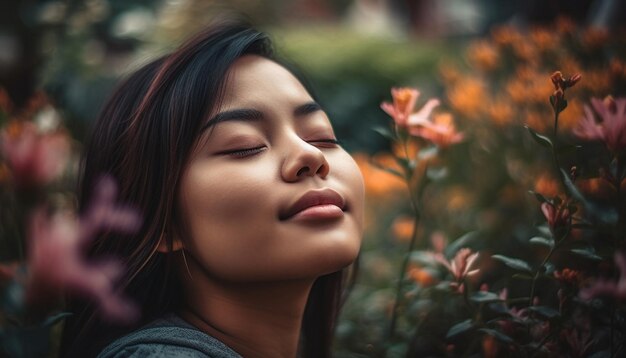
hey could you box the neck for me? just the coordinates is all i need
[178,272,314,358]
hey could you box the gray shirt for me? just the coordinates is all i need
[97,314,242,358]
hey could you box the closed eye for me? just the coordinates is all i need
[309,138,341,147]
[219,146,267,158]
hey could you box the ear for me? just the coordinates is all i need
[156,232,184,253]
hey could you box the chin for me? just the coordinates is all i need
[309,233,361,277]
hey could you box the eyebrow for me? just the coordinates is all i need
[202,101,323,131]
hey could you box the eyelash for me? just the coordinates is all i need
[222,139,341,158]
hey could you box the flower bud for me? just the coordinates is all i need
[551,71,564,90]
[567,73,582,87]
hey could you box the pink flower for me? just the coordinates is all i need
[579,252,626,301]
[380,87,464,148]
[26,176,141,322]
[573,96,626,154]
[408,113,465,148]
[541,201,570,231]
[433,248,480,282]
[380,87,421,127]
[0,120,70,187]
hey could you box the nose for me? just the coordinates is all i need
[281,137,330,182]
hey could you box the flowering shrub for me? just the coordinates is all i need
[0,90,140,357]
[335,20,626,357]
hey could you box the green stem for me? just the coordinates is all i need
[388,136,423,343]
[528,229,567,307]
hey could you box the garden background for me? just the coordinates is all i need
[1,0,626,357]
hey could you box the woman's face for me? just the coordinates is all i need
[176,55,364,281]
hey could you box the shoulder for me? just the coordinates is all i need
[97,314,241,358]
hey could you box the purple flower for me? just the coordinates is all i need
[26,176,141,322]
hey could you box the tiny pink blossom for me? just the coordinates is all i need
[579,252,626,301]
[26,176,141,322]
[573,96,626,154]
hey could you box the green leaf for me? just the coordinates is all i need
[446,319,474,339]
[512,273,534,280]
[42,312,73,327]
[556,144,581,155]
[410,251,437,266]
[536,225,552,238]
[470,291,502,304]
[571,248,602,261]
[478,328,514,343]
[372,126,395,140]
[444,231,480,258]
[492,255,532,272]
[529,237,554,248]
[528,306,560,319]
[393,156,413,172]
[525,126,553,148]
[549,96,568,114]
[380,167,404,178]
[418,146,438,160]
[426,167,448,181]
[560,168,585,203]
[528,190,548,203]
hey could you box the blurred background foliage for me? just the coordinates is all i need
[1,0,626,357]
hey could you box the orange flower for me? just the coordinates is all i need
[448,77,486,118]
[581,27,610,50]
[391,216,415,242]
[408,265,436,287]
[482,334,498,358]
[534,174,561,198]
[554,268,583,286]
[577,177,614,199]
[380,87,419,127]
[487,99,514,126]
[512,41,537,62]
[555,17,576,35]
[559,100,584,131]
[530,27,554,51]
[491,25,522,47]
[467,40,499,71]
[439,62,462,84]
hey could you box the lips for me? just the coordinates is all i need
[280,188,346,221]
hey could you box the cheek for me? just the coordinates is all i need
[333,151,366,232]
[178,161,279,278]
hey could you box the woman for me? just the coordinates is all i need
[60,20,364,358]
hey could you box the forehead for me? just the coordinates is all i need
[220,55,313,108]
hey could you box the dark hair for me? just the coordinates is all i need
[60,21,351,358]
